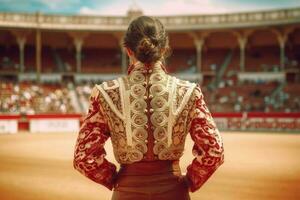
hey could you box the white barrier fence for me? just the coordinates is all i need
[213,114,300,132]
[30,119,80,133]
[0,113,299,134]
[0,120,18,134]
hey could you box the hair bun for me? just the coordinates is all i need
[124,16,170,64]
[136,37,160,64]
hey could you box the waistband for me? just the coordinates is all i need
[119,160,181,176]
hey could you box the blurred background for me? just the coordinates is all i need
[0,0,300,199]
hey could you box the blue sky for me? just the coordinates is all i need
[0,0,300,16]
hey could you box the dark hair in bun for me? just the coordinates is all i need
[124,16,170,64]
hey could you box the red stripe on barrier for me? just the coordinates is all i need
[247,112,300,118]
[0,115,21,119]
[26,114,82,119]
[212,113,243,118]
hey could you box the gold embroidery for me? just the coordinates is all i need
[96,61,197,163]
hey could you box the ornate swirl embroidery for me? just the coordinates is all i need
[96,61,209,167]
[134,142,148,154]
[149,83,166,96]
[131,99,147,114]
[153,127,167,141]
[118,151,129,163]
[150,112,168,127]
[150,96,167,111]
[129,150,144,162]
[132,127,148,141]
[158,148,184,160]
[150,74,170,156]
[123,70,149,162]
[185,85,224,192]
[132,113,148,127]
[130,84,146,98]
[73,89,117,190]
[153,141,167,155]
[130,71,145,83]
[150,73,165,83]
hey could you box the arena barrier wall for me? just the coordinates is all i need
[0,113,299,134]
[27,114,81,133]
[213,112,300,132]
[0,115,20,134]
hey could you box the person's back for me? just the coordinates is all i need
[73,16,224,200]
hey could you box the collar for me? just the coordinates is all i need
[127,60,167,75]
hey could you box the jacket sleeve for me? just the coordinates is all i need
[185,84,224,192]
[73,86,117,190]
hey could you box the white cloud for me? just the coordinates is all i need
[79,7,98,15]
[39,0,81,10]
[78,0,300,16]
[39,0,65,9]
[78,0,231,16]
[79,3,129,16]
[144,0,230,15]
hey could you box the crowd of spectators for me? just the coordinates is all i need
[202,79,300,113]
[1,78,299,114]
[0,81,75,114]
[75,82,94,113]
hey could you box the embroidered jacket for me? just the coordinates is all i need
[73,61,224,192]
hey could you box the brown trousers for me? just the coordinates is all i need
[112,160,190,200]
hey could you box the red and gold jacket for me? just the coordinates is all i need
[73,61,224,192]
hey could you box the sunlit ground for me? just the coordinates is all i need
[0,131,299,200]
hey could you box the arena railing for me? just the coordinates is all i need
[0,7,299,30]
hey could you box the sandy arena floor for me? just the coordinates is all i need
[0,132,299,200]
